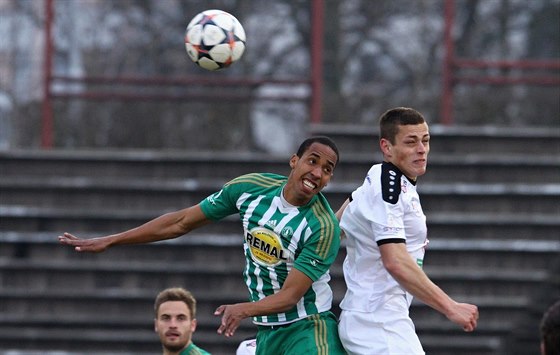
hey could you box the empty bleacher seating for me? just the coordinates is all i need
[0,123,559,354]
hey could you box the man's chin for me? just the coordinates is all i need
[163,342,186,352]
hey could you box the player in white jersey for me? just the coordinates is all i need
[59,136,346,355]
[336,107,479,355]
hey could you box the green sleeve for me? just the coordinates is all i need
[199,180,240,221]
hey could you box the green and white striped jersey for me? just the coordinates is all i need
[200,173,340,325]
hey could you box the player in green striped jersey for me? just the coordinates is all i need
[154,287,211,355]
[59,136,346,354]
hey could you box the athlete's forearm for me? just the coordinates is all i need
[382,244,455,316]
[391,260,455,315]
[110,205,211,246]
[60,206,210,253]
[108,210,190,246]
[247,290,301,317]
[239,269,311,317]
[383,246,478,330]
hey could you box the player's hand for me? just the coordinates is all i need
[448,302,479,332]
[214,303,247,337]
[58,232,111,253]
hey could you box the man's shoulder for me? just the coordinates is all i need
[181,342,212,355]
[225,172,286,188]
[313,192,337,216]
[380,162,403,204]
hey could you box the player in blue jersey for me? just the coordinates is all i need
[336,107,479,355]
[59,136,346,355]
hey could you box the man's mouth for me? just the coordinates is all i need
[303,179,317,190]
[165,331,180,337]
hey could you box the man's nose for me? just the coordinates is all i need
[311,165,323,178]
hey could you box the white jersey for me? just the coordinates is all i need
[339,162,429,312]
[236,338,257,355]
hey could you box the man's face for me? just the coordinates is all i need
[382,122,430,180]
[285,142,337,205]
[155,301,196,352]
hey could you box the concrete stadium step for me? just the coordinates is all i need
[0,288,256,326]
[0,259,249,295]
[0,325,500,355]
[0,290,524,355]
[2,205,557,240]
[310,123,560,156]
[0,326,500,355]
[0,232,247,264]
[0,326,247,354]
[425,212,560,241]
[0,352,155,355]
[0,288,252,355]
[1,233,555,355]
[1,176,558,215]
[2,233,554,295]
[0,313,505,355]
[2,149,559,184]
[423,239,560,270]
[419,334,501,355]
[2,234,555,313]
[1,123,558,355]
[4,232,558,274]
[0,205,242,233]
[410,295,531,332]
[0,259,548,303]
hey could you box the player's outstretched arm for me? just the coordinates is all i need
[58,205,210,253]
[380,242,479,332]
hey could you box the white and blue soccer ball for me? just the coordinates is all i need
[184,9,246,71]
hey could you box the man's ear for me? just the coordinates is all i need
[289,154,298,168]
[380,139,392,156]
[154,319,158,332]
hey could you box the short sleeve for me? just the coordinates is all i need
[199,181,239,220]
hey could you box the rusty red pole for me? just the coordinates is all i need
[440,0,455,125]
[310,0,324,124]
[41,0,54,148]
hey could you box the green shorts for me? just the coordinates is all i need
[255,311,346,355]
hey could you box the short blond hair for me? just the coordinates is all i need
[154,287,197,319]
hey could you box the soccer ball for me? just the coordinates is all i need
[184,9,246,71]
